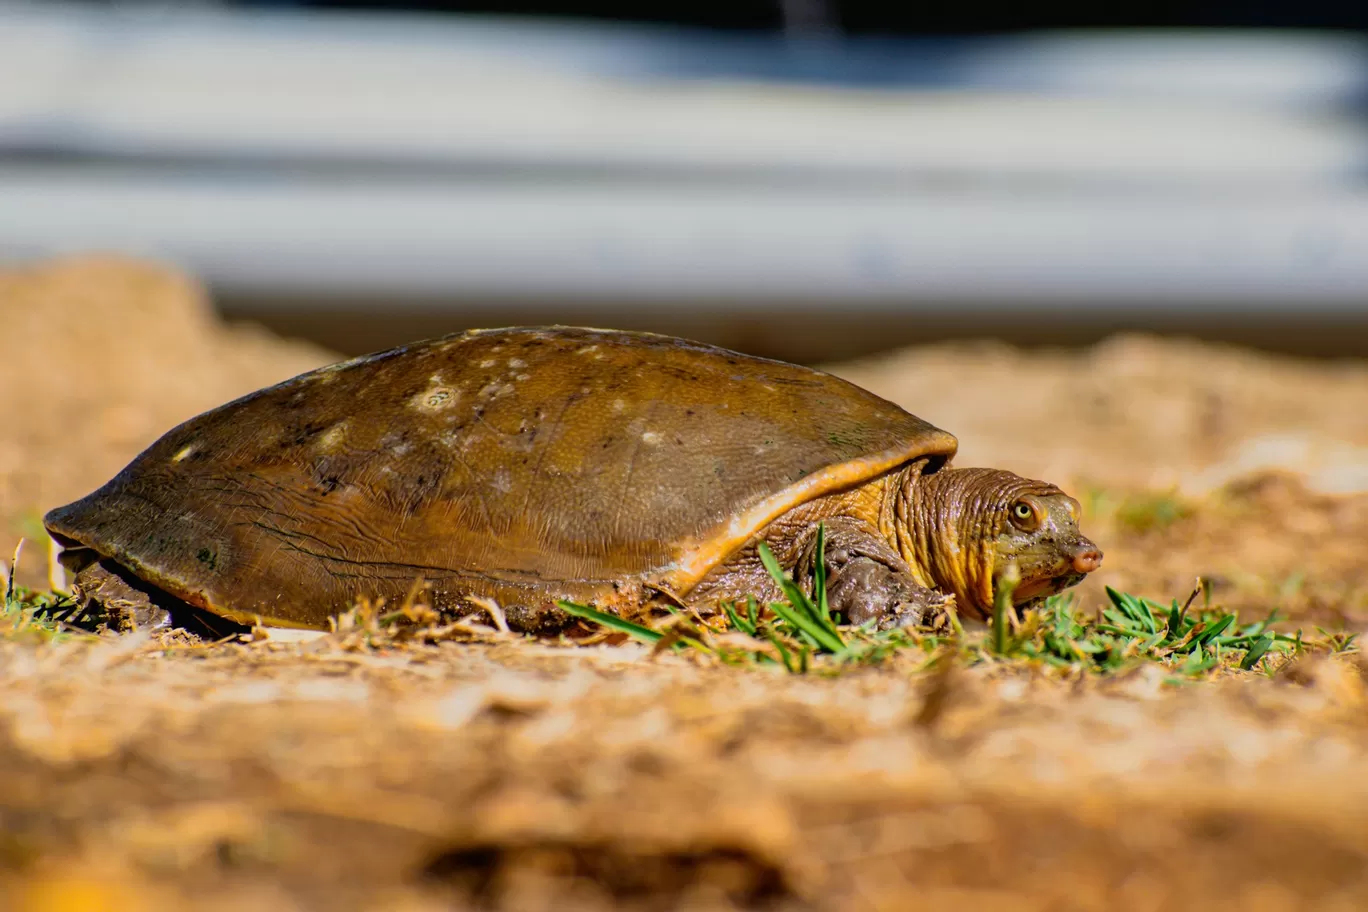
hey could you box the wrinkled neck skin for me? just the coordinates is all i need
[887,464,1064,620]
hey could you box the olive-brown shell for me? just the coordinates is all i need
[45,327,958,627]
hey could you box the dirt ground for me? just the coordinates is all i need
[3,257,1368,911]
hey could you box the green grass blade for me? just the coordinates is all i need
[1193,614,1235,646]
[1165,598,1186,639]
[756,541,810,614]
[1104,586,1134,617]
[1240,634,1274,671]
[813,522,832,626]
[2,541,17,609]
[766,629,799,673]
[757,541,845,651]
[1136,599,1160,635]
[1135,632,1168,655]
[1104,586,1162,634]
[1101,608,1142,633]
[556,600,663,644]
[757,542,817,623]
[767,598,846,654]
[767,600,821,649]
[722,600,756,636]
[992,563,1020,656]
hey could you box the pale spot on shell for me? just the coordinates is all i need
[391,442,412,456]
[172,445,195,462]
[478,382,512,399]
[480,359,497,368]
[508,358,526,369]
[412,386,457,411]
[319,423,348,451]
[612,399,626,412]
[515,374,531,382]
[641,431,662,445]
[576,345,599,355]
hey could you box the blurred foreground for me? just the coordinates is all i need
[5,623,1368,911]
[3,258,1368,910]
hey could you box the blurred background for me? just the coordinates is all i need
[1,0,1366,362]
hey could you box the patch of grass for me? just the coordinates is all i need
[560,523,1341,678]
[1,540,78,643]
[1009,584,1305,679]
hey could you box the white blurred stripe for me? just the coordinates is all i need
[1,169,1364,305]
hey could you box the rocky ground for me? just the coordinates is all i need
[2,257,1367,911]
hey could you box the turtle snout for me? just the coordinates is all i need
[1066,540,1103,575]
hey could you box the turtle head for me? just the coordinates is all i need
[990,486,1102,606]
[899,466,1102,619]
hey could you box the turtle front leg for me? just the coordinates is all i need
[70,558,173,632]
[795,518,950,630]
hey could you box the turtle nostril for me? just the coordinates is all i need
[1070,545,1103,574]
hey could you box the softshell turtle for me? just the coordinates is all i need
[45,326,1101,634]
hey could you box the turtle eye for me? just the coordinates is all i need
[1010,501,1038,530]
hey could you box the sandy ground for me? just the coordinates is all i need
[3,257,1368,910]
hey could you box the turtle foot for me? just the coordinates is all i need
[70,558,173,632]
[828,556,951,630]
[794,517,950,631]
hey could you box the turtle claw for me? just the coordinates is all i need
[125,603,174,631]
